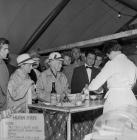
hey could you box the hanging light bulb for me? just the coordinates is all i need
[117,12,121,18]
[102,0,135,19]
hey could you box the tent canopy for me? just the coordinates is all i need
[0,0,137,55]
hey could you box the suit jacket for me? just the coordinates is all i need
[29,69,41,84]
[0,59,9,111]
[71,65,100,94]
[6,63,16,76]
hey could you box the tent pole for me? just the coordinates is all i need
[116,0,137,12]
[19,0,71,54]
[39,29,137,55]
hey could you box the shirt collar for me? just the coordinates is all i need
[46,68,61,77]
[112,53,125,61]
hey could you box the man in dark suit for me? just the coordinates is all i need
[0,38,10,111]
[71,50,100,94]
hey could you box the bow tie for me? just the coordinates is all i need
[85,66,92,69]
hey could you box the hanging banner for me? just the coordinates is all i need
[0,113,45,140]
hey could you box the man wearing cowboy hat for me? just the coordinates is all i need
[7,53,37,113]
[36,52,70,102]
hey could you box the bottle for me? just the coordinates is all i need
[51,82,56,94]
[50,82,57,105]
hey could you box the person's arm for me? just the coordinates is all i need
[0,63,9,95]
[61,73,71,94]
[88,61,113,91]
[36,75,45,97]
[36,74,50,102]
[8,78,34,101]
[132,66,137,95]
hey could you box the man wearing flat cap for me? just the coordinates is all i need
[7,53,37,113]
[36,52,70,102]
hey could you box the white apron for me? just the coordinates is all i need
[103,88,137,113]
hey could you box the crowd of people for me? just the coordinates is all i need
[0,37,105,114]
[0,37,137,118]
[0,37,137,140]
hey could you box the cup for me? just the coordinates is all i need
[50,94,57,105]
[56,94,61,103]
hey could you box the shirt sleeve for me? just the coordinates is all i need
[36,73,51,101]
[0,62,9,95]
[61,73,70,94]
[8,78,34,100]
[88,61,114,91]
[134,66,137,86]
[36,74,45,96]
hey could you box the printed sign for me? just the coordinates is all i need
[0,113,45,140]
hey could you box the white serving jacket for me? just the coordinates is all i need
[89,53,137,113]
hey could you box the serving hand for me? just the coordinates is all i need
[88,86,104,94]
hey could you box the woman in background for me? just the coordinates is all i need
[36,52,70,102]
